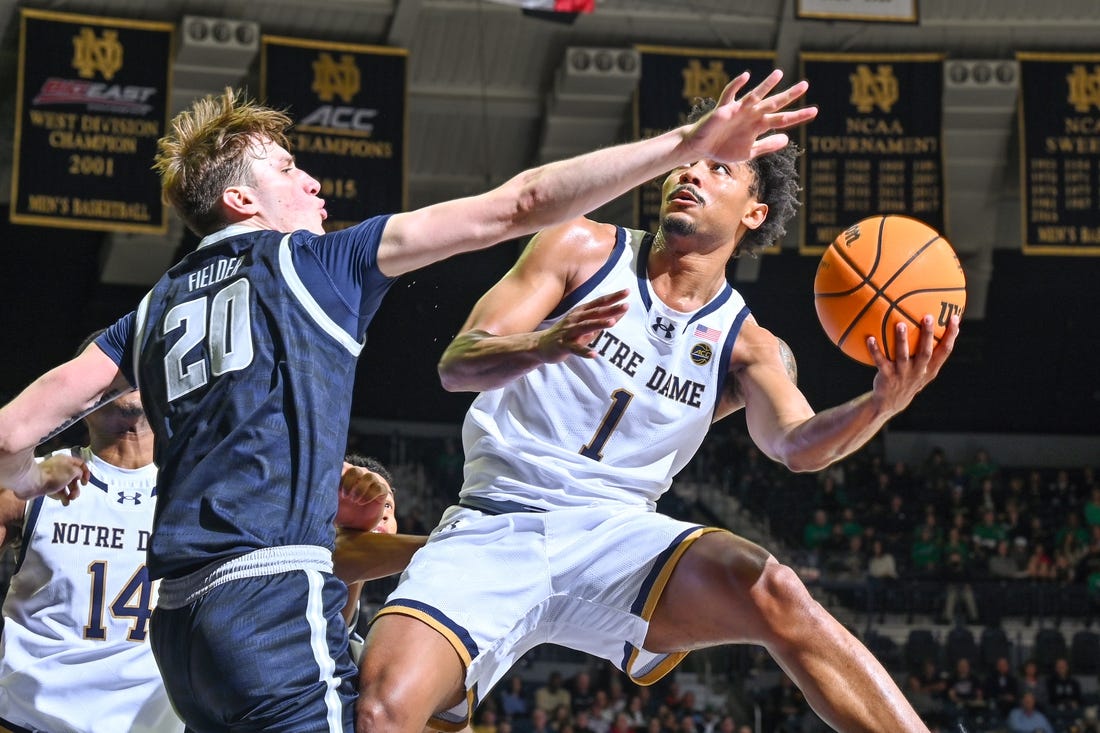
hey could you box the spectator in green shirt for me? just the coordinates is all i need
[1084,486,1100,528]
[911,524,942,578]
[803,508,832,553]
[972,509,1007,559]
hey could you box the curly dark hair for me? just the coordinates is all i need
[687,98,803,258]
[343,453,395,491]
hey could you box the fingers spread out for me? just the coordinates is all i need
[717,71,751,106]
[740,68,784,104]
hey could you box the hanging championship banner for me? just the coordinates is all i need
[1018,53,1100,255]
[634,46,776,237]
[799,53,945,254]
[11,9,173,233]
[261,36,407,232]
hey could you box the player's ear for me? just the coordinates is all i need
[742,202,768,231]
[223,185,257,216]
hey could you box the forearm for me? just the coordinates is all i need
[0,453,41,500]
[0,353,129,461]
[342,580,364,626]
[438,329,548,393]
[502,128,688,237]
[332,531,426,583]
[770,391,892,473]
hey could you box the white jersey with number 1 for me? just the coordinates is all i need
[0,446,182,733]
[460,225,750,511]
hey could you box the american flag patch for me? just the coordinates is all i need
[694,323,721,342]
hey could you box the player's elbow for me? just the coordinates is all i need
[438,365,462,393]
[780,454,829,474]
[494,171,557,238]
[0,423,30,461]
[438,357,475,393]
[770,440,837,474]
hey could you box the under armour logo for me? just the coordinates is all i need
[650,316,677,340]
[116,492,142,505]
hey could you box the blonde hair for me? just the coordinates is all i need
[153,88,292,236]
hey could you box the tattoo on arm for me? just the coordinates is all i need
[777,337,798,385]
[34,387,132,445]
[726,336,799,406]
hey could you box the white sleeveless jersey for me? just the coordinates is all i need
[461,227,750,511]
[0,447,183,733]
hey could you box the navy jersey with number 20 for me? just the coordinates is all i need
[98,217,393,580]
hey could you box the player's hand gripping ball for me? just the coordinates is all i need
[814,214,966,365]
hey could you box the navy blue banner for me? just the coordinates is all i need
[261,36,407,232]
[634,46,776,237]
[799,53,945,253]
[11,9,172,233]
[1018,53,1100,255]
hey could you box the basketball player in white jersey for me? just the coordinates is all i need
[357,100,961,731]
[0,331,183,733]
[0,370,413,733]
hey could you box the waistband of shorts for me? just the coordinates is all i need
[157,545,333,609]
[458,496,547,515]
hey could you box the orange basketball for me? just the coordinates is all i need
[814,215,966,366]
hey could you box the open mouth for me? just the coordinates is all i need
[668,187,702,205]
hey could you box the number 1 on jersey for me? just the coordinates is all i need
[580,388,633,461]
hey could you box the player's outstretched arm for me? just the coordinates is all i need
[736,315,959,473]
[0,489,26,548]
[438,218,629,393]
[376,69,817,277]
[0,345,127,499]
[333,531,427,583]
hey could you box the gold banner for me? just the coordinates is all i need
[10,9,172,234]
[1018,52,1100,256]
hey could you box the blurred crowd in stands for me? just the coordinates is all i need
[14,418,1099,733]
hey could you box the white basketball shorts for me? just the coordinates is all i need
[372,502,723,730]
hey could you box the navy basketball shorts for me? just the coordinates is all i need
[152,567,357,732]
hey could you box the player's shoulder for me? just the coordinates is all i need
[518,218,624,292]
[525,217,620,269]
[729,316,784,369]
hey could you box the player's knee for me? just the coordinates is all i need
[754,560,818,626]
[356,690,405,733]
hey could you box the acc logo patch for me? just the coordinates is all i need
[690,342,712,365]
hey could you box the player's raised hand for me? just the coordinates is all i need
[40,454,89,506]
[682,69,818,163]
[537,289,629,363]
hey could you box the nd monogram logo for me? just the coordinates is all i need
[1066,64,1100,113]
[312,52,360,103]
[71,27,123,81]
[849,64,899,114]
[681,60,730,105]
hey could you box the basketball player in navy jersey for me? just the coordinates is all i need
[0,71,814,732]
[357,103,960,732]
[0,331,183,733]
